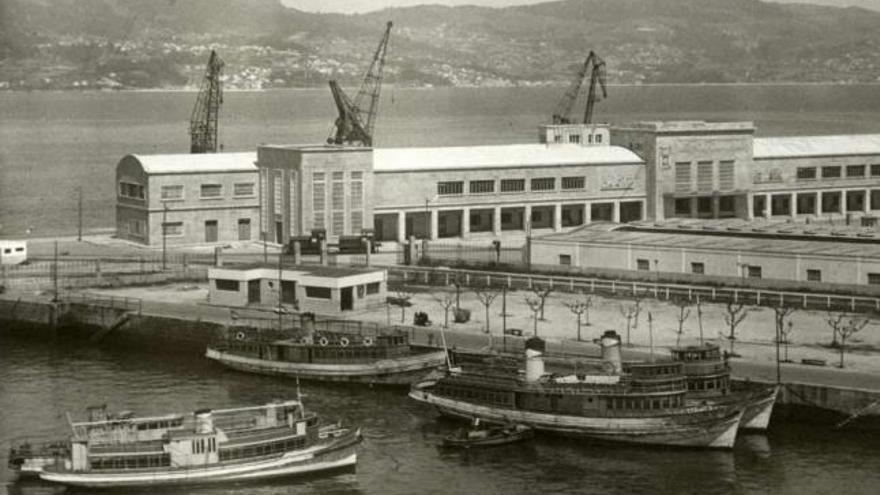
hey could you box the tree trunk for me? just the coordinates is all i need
[839,336,846,368]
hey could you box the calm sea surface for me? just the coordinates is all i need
[3,86,880,494]
[3,84,880,237]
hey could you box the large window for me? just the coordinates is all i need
[869,273,880,285]
[161,185,183,200]
[119,182,145,200]
[674,162,691,192]
[437,181,464,195]
[747,266,762,279]
[636,259,650,271]
[806,269,821,282]
[796,167,816,180]
[163,222,183,236]
[561,176,585,190]
[718,161,735,190]
[846,165,866,178]
[821,166,841,179]
[305,286,332,299]
[469,180,495,194]
[530,177,555,191]
[500,179,525,193]
[215,279,240,292]
[559,254,571,265]
[233,182,255,197]
[366,282,380,294]
[200,184,222,198]
[691,262,705,275]
[872,164,880,177]
[312,172,325,229]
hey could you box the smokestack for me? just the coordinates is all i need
[524,337,546,382]
[194,409,213,434]
[600,330,622,374]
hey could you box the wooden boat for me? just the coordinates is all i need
[206,325,447,386]
[667,344,779,430]
[410,333,745,450]
[36,399,361,488]
[441,421,534,448]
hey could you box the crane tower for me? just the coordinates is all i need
[551,51,607,125]
[190,50,224,154]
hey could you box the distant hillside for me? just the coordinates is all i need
[2,0,880,89]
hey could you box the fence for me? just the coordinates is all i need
[386,265,880,314]
[395,239,524,267]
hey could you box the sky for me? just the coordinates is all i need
[280,0,880,14]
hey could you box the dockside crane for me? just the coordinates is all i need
[190,50,224,154]
[551,51,607,125]
[327,21,393,147]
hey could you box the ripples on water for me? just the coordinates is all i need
[1,334,879,494]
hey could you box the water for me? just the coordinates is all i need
[1,334,880,495]
[3,84,880,237]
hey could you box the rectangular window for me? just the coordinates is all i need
[569,134,580,144]
[215,279,239,291]
[366,282,380,294]
[561,176,585,190]
[437,181,464,195]
[636,259,650,271]
[559,254,571,265]
[163,222,183,236]
[674,162,691,192]
[200,184,222,198]
[119,182,145,200]
[696,161,713,192]
[796,167,816,180]
[500,179,525,192]
[312,173,325,229]
[869,273,880,285]
[469,180,495,194]
[822,166,841,179]
[234,182,255,197]
[806,269,821,282]
[305,286,331,299]
[595,134,602,143]
[872,164,880,177]
[747,266,762,279]
[161,185,183,200]
[718,161,734,190]
[530,177,555,191]
[846,165,865,178]
[691,262,705,275]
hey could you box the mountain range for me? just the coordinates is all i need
[2,0,880,89]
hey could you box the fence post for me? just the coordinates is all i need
[95,260,102,284]
[711,288,716,300]
[611,280,616,294]
[590,280,595,293]
[827,296,831,309]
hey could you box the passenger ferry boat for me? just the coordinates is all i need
[206,324,447,386]
[35,399,361,488]
[410,332,745,449]
[667,343,779,430]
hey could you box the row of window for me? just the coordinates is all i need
[797,164,880,180]
[552,133,603,144]
[1,247,24,254]
[163,182,255,200]
[192,437,216,454]
[437,176,587,196]
[90,454,170,471]
[436,385,513,407]
[218,436,307,461]
[674,160,736,192]
[606,395,683,411]
[631,260,880,284]
[687,378,729,392]
[134,418,184,431]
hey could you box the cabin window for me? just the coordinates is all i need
[305,286,331,299]
[215,279,239,291]
[366,282,380,294]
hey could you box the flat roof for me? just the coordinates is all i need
[754,135,880,159]
[373,144,643,172]
[129,152,257,174]
[215,263,382,279]
[537,225,880,260]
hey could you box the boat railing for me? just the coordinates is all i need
[446,372,688,395]
[88,440,166,454]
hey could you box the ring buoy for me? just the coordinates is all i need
[363,337,374,347]
[318,337,329,347]
[339,337,350,347]
[235,332,246,341]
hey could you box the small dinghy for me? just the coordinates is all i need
[441,420,534,449]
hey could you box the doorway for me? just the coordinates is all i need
[247,280,260,304]
[205,220,218,243]
[341,287,353,311]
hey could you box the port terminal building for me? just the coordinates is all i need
[115,121,880,249]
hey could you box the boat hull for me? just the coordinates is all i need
[410,387,743,449]
[39,432,359,489]
[205,347,447,385]
[442,428,534,448]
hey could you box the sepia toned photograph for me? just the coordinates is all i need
[1,0,880,493]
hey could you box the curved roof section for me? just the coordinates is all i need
[127,152,257,174]
[373,144,643,172]
[754,135,880,159]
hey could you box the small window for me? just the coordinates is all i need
[437,181,464,196]
[747,266,762,279]
[691,262,705,274]
[500,179,525,192]
[215,279,239,291]
[868,273,880,285]
[15,247,24,252]
[200,184,222,198]
[163,222,183,236]
[161,185,184,200]
[119,182,145,200]
[305,286,332,299]
[636,259,650,271]
[366,282,380,294]
[233,182,255,197]
[846,165,865,178]
[821,166,841,179]
[871,164,880,177]
[561,176,585,190]
[806,269,821,282]
[796,167,816,180]
[3,248,10,254]
[469,180,495,194]
[559,254,571,265]
[530,177,555,191]
[595,134,603,143]
[569,134,581,144]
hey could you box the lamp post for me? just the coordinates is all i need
[76,186,83,242]
[424,198,429,241]
[161,202,169,271]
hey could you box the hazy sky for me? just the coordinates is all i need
[280,0,880,14]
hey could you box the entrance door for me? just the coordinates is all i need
[205,220,218,242]
[341,287,353,311]
[275,221,283,244]
[247,280,260,304]
[238,219,251,241]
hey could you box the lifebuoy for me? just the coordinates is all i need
[339,337,350,347]
[318,337,329,347]
[363,337,374,346]
[235,332,246,341]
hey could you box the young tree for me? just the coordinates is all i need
[779,319,795,362]
[530,285,554,321]
[525,296,543,337]
[473,287,500,334]
[671,297,692,347]
[393,290,413,323]
[434,292,456,329]
[826,311,847,348]
[565,295,593,342]
[450,272,465,311]
[629,295,644,343]
[838,316,871,368]
[619,302,639,347]
[723,301,750,356]
[772,306,796,384]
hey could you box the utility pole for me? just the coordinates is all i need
[262,231,268,263]
[77,187,83,242]
[162,202,169,271]
[52,240,59,302]
[278,251,283,331]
